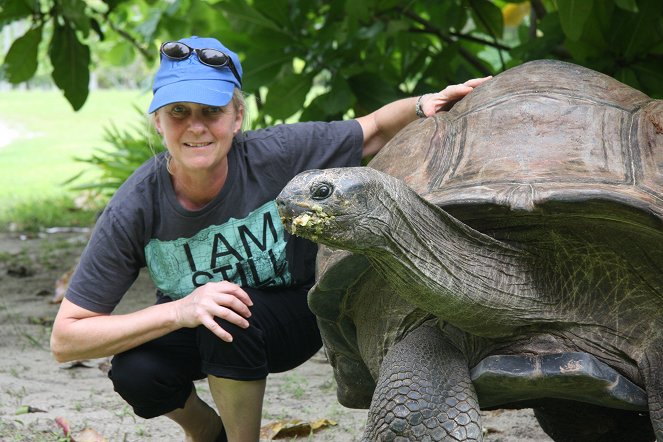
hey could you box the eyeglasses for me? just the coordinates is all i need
[160,41,242,87]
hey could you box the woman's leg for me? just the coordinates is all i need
[208,376,266,442]
[109,326,225,442]
[165,387,225,442]
[198,285,322,441]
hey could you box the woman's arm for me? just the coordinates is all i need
[50,281,253,362]
[356,76,491,158]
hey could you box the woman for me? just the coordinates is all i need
[51,36,490,442]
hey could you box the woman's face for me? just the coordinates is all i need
[154,101,243,175]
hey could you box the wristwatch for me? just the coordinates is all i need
[415,94,427,118]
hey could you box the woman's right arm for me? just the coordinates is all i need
[50,281,253,363]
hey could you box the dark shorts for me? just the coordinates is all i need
[108,285,322,418]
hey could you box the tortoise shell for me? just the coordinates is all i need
[370,59,663,221]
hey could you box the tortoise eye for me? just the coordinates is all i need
[311,182,334,200]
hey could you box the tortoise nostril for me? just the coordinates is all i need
[311,182,334,200]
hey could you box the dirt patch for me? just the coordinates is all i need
[0,231,551,441]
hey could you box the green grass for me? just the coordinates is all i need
[0,89,151,202]
[0,89,152,230]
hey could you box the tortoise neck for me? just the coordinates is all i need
[366,190,541,337]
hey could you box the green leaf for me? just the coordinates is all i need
[253,0,291,28]
[614,67,641,90]
[511,12,564,61]
[0,0,34,24]
[344,0,371,24]
[317,76,354,115]
[60,0,90,35]
[5,26,42,83]
[49,24,90,111]
[632,59,663,98]
[557,0,594,41]
[467,0,504,39]
[101,0,128,13]
[262,71,315,120]
[348,71,401,115]
[594,0,661,63]
[241,44,294,91]
[135,7,162,40]
[106,41,136,66]
[220,0,288,35]
[614,0,638,12]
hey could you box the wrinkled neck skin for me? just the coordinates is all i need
[360,188,557,338]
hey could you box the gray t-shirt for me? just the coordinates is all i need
[66,120,363,313]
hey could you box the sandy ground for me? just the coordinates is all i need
[0,231,553,441]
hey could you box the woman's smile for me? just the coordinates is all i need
[184,141,214,148]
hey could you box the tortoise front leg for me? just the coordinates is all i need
[363,325,482,441]
[640,340,663,441]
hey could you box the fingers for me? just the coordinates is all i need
[438,84,475,100]
[201,316,235,342]
[205,282,253,322]
[197,282,254,342]
[210,292,253,323]
[463,75,492,88]
[440,76,492,100]
[174,281,254,336]
[424,76,493,114]
[214,281,254,308]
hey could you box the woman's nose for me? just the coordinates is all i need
[187,117,206,133]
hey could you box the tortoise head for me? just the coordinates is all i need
[276,167,398,251]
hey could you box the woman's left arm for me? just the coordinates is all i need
[356,76,492,158]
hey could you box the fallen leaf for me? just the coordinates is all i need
[483,426,502,435]
[55,416,72,437]
[28,315,54,326]
[73,428,107,442]
[52,264,76,303]
[260,418,337,440]
[15,405,46,414]
[55,417,107,442]
[97,358,112,375]
[61,360,94,369]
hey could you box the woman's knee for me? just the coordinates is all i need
[109,348,169,396]
[109,347,198,418]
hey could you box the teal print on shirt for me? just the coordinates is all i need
[145,201,292,299]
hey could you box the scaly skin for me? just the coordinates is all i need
[276,166,663,441]
[364,326,482,442]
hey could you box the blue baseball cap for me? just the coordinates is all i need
[148,36,243,113]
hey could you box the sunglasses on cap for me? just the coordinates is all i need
[160,41,242,87]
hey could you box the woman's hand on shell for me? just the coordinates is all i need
[421,76,492,116]
[173,281,253,342]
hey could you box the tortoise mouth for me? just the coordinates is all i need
[276,199,336,239]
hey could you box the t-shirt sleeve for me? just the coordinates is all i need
[239,120,363,179]
[281,120,364,173]
[65,206,144,314]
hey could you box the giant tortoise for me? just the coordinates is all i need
[275,60,663,441]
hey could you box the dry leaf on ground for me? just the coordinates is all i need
[260,418,337,440]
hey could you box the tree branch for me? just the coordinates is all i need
[530,0,547,20]
[398,8,494,76]
[449,32,511,51]
[100,13,152,61]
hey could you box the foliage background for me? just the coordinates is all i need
[3,0,662,124]
[1,0,662,212]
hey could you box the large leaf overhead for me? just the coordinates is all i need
[5,26,42,83]
[49,24,90,111]
[2,0,662,114]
